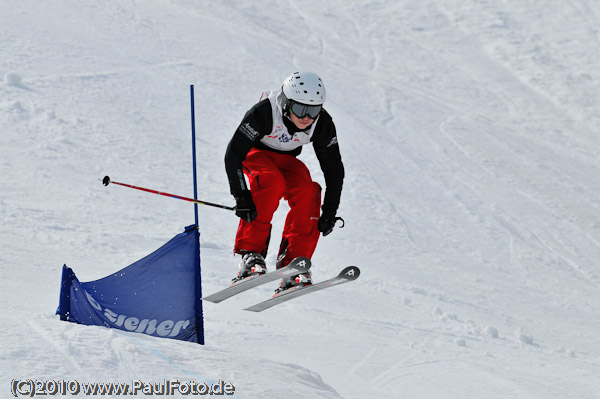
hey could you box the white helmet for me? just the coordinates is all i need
[282,71,326,105]
[280,72,326,120]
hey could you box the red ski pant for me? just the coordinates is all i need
[234,148,322,267]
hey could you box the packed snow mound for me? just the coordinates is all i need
[8,313,341,398]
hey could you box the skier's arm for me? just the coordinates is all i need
[313,111,345,217]
[224,100,272,197]
[224,133,253,197]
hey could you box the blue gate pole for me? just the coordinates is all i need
[190,85,204,344]
[190,85,199,227]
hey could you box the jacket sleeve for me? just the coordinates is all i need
[224,99,272,197]
[313,111,345,216]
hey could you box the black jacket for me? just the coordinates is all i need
[224,98,344,216]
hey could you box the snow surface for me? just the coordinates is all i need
[2,1,600,398]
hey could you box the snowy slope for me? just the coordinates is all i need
[2,1,600,398]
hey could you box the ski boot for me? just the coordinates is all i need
[232,252,267,283]
[275,270,312,294]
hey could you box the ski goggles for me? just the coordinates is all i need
[289,101,322,119]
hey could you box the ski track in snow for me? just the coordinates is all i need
[2,0,600,398]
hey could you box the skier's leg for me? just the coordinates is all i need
[276,157,322,268]
[234,149,285,257]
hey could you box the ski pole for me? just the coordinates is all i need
[101,176,236,211]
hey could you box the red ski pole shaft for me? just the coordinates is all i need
[101,176,235,211]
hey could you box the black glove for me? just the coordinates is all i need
[234,190,257,223]
[318,212,345,236]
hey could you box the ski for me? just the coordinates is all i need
[243,266,360,312]
[201,257,311,303]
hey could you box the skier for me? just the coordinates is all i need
[224,71,345,292]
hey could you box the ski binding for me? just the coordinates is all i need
[202,257,311,303]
